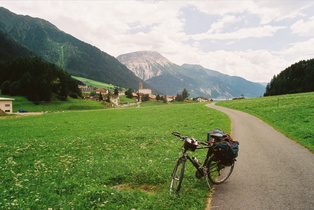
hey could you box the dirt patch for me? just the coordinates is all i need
[112,183,159,194]
[0,112,44,119]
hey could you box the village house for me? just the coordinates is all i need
[132,93,139,100]
[78,85,95,92]
[195,97,212,102]
[110,95,120,106]
[166,95,176,102]
[95,88,109,95]
[0,97,15,114]
[118,91,125,96]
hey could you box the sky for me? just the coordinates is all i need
[1,0,314,83]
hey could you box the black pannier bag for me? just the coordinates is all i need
[207,129,239,165]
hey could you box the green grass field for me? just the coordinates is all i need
[0,94,110,113]
[72,76,120,90]
[0,102,230,209]
[217,92,314,152]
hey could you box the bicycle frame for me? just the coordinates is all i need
[181,145,213,171]
[170,132,235,193]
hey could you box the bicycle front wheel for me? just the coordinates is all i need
[170,157,186,193]
[207,154,234,184]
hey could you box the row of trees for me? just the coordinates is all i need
[175,88,189,101]
[0,57,82,101]
[264,58,314,96]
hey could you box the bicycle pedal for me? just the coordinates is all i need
[195,167,208,179]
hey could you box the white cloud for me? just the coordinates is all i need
[208,15,241,34]
[278,38,314,61]
[291,17,314,36]
[1,0,314,83]
[190,25,286,40]
[252,1,312,24]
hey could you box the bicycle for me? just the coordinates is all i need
[170,131,235,193]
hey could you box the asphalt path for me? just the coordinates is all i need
[206,103,314,210]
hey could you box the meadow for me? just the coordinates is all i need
[0,102,230,209]
[72,76,119,90]
[217,92,314,152]
[2,95,108,113]
[0,94,137,113]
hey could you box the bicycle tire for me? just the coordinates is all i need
[170,157,186,193]
[207,154,234,184]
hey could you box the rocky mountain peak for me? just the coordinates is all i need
[117,51,173,81]
[118,51,172,65]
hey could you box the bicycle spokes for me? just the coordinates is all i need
[208,157,234,184]
[170,159,185,193]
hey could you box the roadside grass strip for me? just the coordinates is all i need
[217,92,314,152]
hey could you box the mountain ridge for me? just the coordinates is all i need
[117,51,266,98]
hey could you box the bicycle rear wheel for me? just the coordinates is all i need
[207,154,234,184]
[170,157,186,193]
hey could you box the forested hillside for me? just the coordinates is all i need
[0,57,82,101]
[264,58,314,96]
[0,7,146,91]
[0,29,34,60]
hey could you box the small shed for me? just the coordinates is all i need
[0,97,15,114]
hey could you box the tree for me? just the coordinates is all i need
[182,88,189,100]
[156,94,161,101]
[175,89,189,102]
[125,88,133,99]
[0,81,11,95]
[90,91,96,96]
[99,92,103,101]
[175,93,183,102]
[142,94,150,102]
[0,57,82,101]
[114,88,119,95]
[264,58,314,96]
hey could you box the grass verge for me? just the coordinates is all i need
[216,92,314,152]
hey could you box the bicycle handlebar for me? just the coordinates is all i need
[172,131,209,146]
[172,132,182,138]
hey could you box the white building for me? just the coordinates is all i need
[0,97,15,114]
[138,82,152,96]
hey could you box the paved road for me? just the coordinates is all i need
[206,103,314,210]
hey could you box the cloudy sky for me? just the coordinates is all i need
[1,0,314,83]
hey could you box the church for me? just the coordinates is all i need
[137,82,152,96]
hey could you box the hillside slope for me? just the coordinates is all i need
[0,29,35,60]
[0,7,145,91]
[264,58,314,96]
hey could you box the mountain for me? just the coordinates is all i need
[117,51,266,99]
[0,7,145,91]
[117,51,178,81]
[0,29,35,60]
